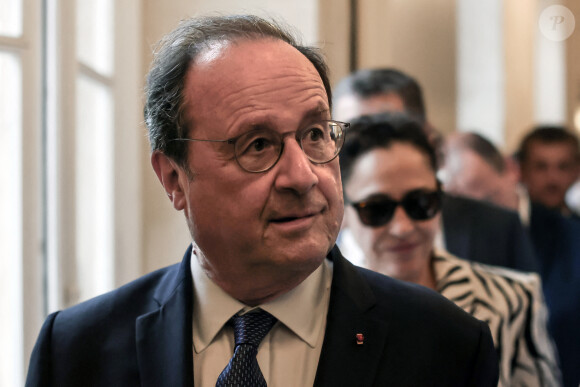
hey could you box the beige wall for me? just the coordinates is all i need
[353,0,576,149]
[318,0,351,87]
[567,0,580,134]
[141,0,195,274]
[504,0,535,153]
[356,0,457,135]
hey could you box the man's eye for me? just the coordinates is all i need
[306,127,325,142]
[240,136,273,154]
[251,138,268,151]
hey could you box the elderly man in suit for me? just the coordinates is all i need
[334,68,537,272]
[26,15,498,386]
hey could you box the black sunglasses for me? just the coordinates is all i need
[349,188,443,227]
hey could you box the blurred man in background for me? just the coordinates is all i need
[443,132,529,225]
[515,126,580,387]
[438,114,580,387]
[516,125,580,217]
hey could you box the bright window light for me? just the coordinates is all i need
[76,0,114,75]
[0,52,24,387]
[75,74,115,302]
[0,0,23,37]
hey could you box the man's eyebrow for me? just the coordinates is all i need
[303,106,331,121]
[240,105,331,133]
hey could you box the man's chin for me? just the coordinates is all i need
[283,245,330,264]
[271,242,330,269]
[539,197,566,210]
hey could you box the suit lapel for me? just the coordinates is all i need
[135,246,194,387]
[314,247,389,386]
[133,245,390,386]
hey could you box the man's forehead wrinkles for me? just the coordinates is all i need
[224,105,270,131]
[222,97,327,137]
[221,72,324,98]
[213,79,327,119]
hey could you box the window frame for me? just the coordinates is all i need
[1,0,144,383]
[44,0,143,310]
[0,0,43,384]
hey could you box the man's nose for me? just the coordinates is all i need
[389,206,415,237]
[273,139,318,195]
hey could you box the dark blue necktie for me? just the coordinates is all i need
[216,309,278,387]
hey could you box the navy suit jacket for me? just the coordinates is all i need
[26,246,498,386]
[442,193,538,272]
[529,204,580,387]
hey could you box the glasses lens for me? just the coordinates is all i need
[401,190,442,220]
[300,121,345,164]
[352,190,441,227]
[353,196,398,227]
[234,129,282,172]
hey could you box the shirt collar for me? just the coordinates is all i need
[190,246,245,354]
[261,258,332,348]
[190,245,333,353]
[517,184,530,226]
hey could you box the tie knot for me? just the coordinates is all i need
[229,310,278,347]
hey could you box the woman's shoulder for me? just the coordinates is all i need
[433,249,543,317]
[433,249,560,387]
[434,248,541,294]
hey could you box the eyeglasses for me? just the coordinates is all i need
[348,188,443,227]
[170,120,349,173]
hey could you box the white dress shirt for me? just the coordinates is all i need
[516,184,531,226]
[190,246,333,387]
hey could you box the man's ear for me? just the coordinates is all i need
[151,150,187,211]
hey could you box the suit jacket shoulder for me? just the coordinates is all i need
[27,246,498,387]
[314,247,499,386]
[442,193,537,271]
[26,253,193,387]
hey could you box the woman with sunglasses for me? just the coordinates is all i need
[339,113,560,387]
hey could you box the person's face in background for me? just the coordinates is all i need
[152,38,343,305]
[333,91,443,157]
[443,148,519,211]
[333,92,406,122]
[343,143,440,287]
[520,141,580,211]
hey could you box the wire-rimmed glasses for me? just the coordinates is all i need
[170,120,349,173]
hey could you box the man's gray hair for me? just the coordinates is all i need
[144,14,332,169]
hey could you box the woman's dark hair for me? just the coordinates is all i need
[339,112,438,185]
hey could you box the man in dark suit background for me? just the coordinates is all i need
[26,15,498,386]
[333,68,537,272]
[516,127,580,386]
[529,203,580,387]
[517,125,580,218]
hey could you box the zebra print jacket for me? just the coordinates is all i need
[433,250,561,387]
